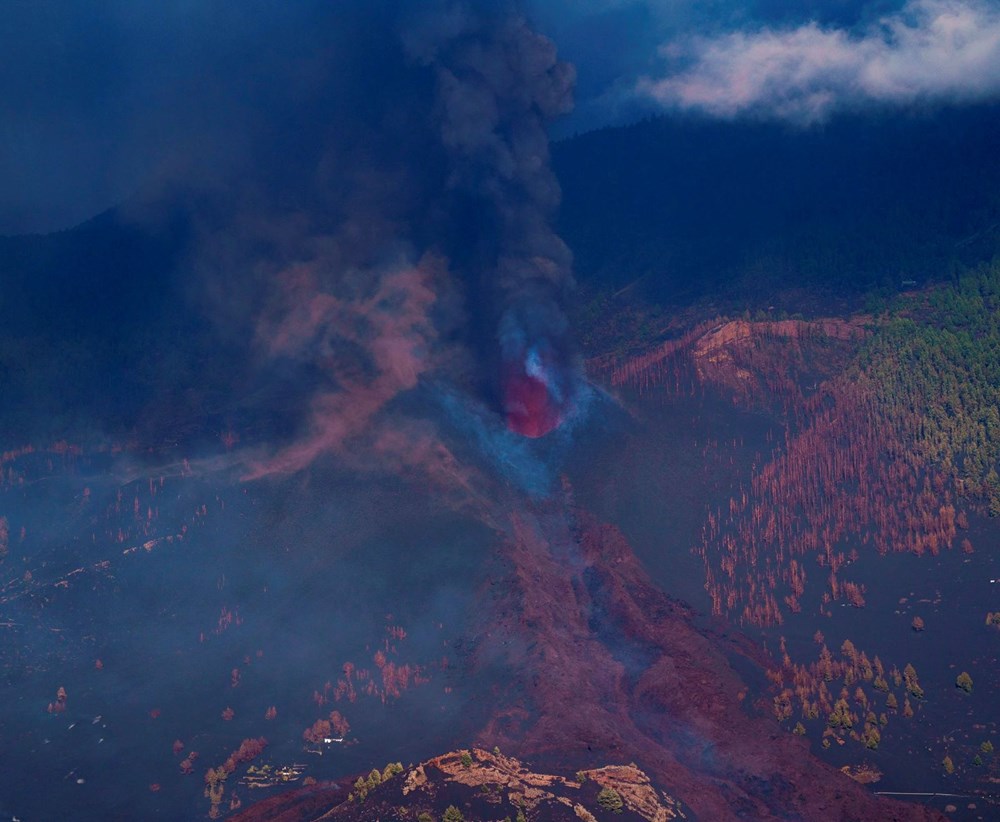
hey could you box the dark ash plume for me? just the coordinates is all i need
[405,6,582,438]
[151,2,585,481]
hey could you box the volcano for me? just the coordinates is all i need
[5,3,1000,819]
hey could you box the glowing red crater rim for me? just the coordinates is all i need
[503,371,562,438]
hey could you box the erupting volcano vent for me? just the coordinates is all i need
[412,12,581,438]
[498,302,578,438]
[502,343,564,437]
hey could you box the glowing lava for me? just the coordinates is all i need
[502,347,564,438]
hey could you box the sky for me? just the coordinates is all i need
[3,0,1000,234]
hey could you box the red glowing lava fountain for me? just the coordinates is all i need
[502,346,565,438]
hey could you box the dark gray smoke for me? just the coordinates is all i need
[172,2,586,470]
[403,5,582,437]
[0,2,582,457]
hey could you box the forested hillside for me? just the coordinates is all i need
[605,258,1000,627]
[554,105,1000,307]
[860,262,1000,514]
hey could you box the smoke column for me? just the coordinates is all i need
[405,6,581,438]
[182,2,584,483]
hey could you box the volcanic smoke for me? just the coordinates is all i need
[410,8,582,438]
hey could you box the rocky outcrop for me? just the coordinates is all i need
[232,747,684,822]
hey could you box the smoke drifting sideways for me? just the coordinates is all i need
[161,1,588,496]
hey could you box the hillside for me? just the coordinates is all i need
[554,105,1000,307]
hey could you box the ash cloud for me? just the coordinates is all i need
[0,2,583,482]
[402,6,583,437]
[408,8,580,432]
[164,3,585,484]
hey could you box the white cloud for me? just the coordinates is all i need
[637,0,1000,121]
